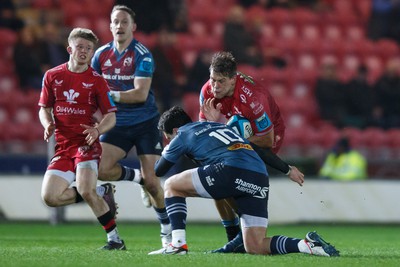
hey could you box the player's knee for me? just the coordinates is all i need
[42,192,60,207]
[244,239,268,255]
[78,189,96,203]
[163,178,175,198]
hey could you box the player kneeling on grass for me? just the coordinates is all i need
[148,106,340,256]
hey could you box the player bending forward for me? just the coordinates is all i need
[148,106,340,256]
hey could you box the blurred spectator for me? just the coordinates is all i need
[181,50,213,121]
[372,58,400,129]
[343,65,374,128]
[13,25,47,91]
[367,0,392,40]
[186,50,213,93]
[151,27,187,112]
[0,0,24,31]
[115,0,169,33]
[41,22,69,67]
[223,5,263,67]
[319,137,367,181]
[314,60,346,128]
[169,0,188,32]
[388,1,400,44]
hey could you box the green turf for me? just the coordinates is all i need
[0,222,399,267]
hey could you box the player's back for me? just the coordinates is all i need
[177,122,267,174]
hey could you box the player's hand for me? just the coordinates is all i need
[44,121,55,142]
[81,124,100,146]
[109,91,121,102]
[200,98,222,122]
[288,166,305,186]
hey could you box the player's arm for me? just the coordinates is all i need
[81,112,116,146]
[94,112,116,134]
[110,77,151,104]
[154,157,175,177]
[248,129,274,148]
[251,142,304,186]
[39,106,55,142]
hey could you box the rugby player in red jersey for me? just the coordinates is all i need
[199,52,304,253]
[39,28,125,250]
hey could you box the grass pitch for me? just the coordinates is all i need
[0,222,399,267]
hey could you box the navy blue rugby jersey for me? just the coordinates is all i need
[92,38,158,126]
[163,121,268,175]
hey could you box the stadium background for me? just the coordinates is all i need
[0,0,400,223]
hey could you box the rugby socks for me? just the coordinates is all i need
[154,206,171,229]
[270,235,301,255]
[221,217,241,241]
[171,229,186,248]
[165,197,187,247]
[119,166,143,184]
[98,211,121,243]
[165,197,187,230]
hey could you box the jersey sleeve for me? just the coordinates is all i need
[135,51,154,78]
[246,91,273,136]
[38,71,54,108]
[162,133,187,164]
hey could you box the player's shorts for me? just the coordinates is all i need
[100,116,163,156]
[46,140,101,184]
[193,163,269,224]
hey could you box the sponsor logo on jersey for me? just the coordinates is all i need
[115,68,120,74]
[64,89,79,104]
[234,178,268,199]
[241,85,253,97]
[82,82,93,89]
[123,57,133,67]
[240,94,247,103]
[104,59,112,66]
[55,79,63,86]
[227,143,253,151]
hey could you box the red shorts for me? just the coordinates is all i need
[47,139,102,173]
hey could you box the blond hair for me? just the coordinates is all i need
[67,28,98,45]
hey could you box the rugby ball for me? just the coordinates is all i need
[227,115,253,139]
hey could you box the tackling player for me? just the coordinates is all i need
[149,106,339,257]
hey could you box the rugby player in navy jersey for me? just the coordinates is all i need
[91,5,171,248]
[148,106,339,257]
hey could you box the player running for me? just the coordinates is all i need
[39,28,125,250]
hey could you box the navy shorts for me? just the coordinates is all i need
[100,116,163,156]
[196,163,269,219]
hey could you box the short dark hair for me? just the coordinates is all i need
[111,5,136,22]
[158,106,193,134]
[209,51,237,78]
